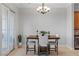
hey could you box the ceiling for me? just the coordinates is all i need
[10,3,71,8]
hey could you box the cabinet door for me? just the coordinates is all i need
[74,11,79,29]
[74,11,79,49]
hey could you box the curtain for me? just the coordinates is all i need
[2,5,14,55]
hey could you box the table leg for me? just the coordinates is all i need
[56,40,58,55]
[26,39,28,54]
[38,39,39,55]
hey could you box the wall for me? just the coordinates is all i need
[0,4,2,55]
[0,3,74,52]
[18,7,67,46]
[66,4,74,49]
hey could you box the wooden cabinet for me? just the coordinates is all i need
[74,11,79,49]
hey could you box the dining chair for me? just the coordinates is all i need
[38,34,49,55]
[48,34,59,55]
[26,40,36,54]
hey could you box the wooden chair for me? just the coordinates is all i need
[48,40,58,55]
[26,40,36,54]
[48,34,59,55]
[38,34,49,55]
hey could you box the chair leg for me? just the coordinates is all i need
[48,44,50,54]
[26,45,28,54]
[38,46,41,55]
[55,46,58,55]
[47,45,49,55]
[55,45,56,52]
[38,46,39,55]
[56,40,58,55]
[57,49,58,55]
[57,45,58,55]
[34,45,36,54]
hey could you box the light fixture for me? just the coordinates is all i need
[37,3,50,14]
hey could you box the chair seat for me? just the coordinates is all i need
[38,46,49,55]
[39,44,48,47]
[28,41,36,43]
[27,41,36,44]
[48,41,56,45]
[26,41,36,54]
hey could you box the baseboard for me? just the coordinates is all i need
[66,45,74,50]
[7,48,15,56]
[59,44,66,47]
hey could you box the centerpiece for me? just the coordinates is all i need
[39,31,50,36]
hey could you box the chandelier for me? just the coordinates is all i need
[37,3,50,14]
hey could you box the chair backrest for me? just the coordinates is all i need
[38,34,48,46]
[55,34,59,37]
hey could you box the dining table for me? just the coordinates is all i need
[27,35,60,39]
[26,34,60,55]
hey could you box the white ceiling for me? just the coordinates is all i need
[10,3,71,8]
